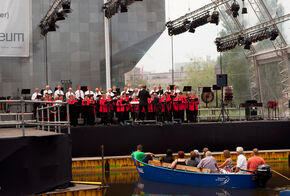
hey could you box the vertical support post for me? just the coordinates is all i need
[58,105,61,133]
[41,105,44,130]
[54,107,57,133]
[104,0,111,90]
[171,36,174,85]
[47,107,50,132]
[66,103,70,134]
[36,106,40,130]
[101,145,105,186]
[45,36,48,85]
[21,97,25,136]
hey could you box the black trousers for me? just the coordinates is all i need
[193,110,198,122]
[138,104,148,120]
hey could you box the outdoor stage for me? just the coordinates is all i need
[0,128,72,195]
[71,120,290,158]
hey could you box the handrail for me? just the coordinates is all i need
[0,97,70,136]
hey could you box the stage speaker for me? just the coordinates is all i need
[217,74,228,87]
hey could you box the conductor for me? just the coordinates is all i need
[138,85,150,120]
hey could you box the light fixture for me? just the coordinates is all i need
[231,1,240,18]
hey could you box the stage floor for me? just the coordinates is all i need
[0,128,60,138]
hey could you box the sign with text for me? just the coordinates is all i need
[0,0,30,57]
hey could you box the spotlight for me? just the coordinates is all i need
[242,7,247,14]
[270,29,279,40]
[210,11,219,25]
[244,39,252,50]
[55,9,66,21]
[62,0,72,13]
[231,1,240,18]
[120,5,128,13]
[242,0,247,14]
[237,35,244,46]
[188,28,195,33]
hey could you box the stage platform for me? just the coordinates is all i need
[0,128,72,195]
[70,120,290,158]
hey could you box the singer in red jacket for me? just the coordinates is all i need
[173,92,186,122]
[187,92,199,122]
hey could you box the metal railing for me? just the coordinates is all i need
[0,98,70,136]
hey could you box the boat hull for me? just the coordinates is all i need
[133,158,258,189]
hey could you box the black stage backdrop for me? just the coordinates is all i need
[0,134,72,196]
[71,121,290,157]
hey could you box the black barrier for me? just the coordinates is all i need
[0,135,72,195]
[71,121,290,157]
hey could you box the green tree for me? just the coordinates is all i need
[182,57,216,91]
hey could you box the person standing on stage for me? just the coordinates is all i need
[173,92,186,122]
[150,86,158,95]
[75,85,84,101]
[138,85,150,120]
[85,86,94,97]
[43,85,53,97]
[31,88,42,101]
[187,92,199,122]
[54,85,64,98]
[106,88,114,98]
[31,88,42,119]
[157,85,163,97]
[66,87,75,100]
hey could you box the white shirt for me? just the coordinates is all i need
[54,89,64,97]
[174,89,181,94]
[236,154,247,170]
[75,90,84,100]
[43,89,53,97]
[94,91,102,100]
[85,90,94,96]
[127,88,134,93]
[31,92,42,101]
[66,91,75,100]
[106,92,114,98]
[150,90,158,95]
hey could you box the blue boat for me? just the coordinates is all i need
[132,157,272,189]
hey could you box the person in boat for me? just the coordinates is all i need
[131,144,155,163]
[186,151,199,167]
[247,148,265,172]
[202,147,209,158]
[194,149,201,163]
[218,150,233,172]
[160,149,174,163]
[170,151,186,169]
[231,146,247,173]
[197,151,219,173]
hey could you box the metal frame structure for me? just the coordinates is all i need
[0,99,70,136]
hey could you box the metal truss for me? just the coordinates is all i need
[166,0,231,26]
[40,0,64,25]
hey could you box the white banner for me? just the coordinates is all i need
[0,0,30,57]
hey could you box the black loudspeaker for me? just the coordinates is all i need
[217,74,228,87]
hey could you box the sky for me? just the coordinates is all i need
[136,0,290,73]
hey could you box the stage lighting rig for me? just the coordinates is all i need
[215,27,280,52]
[231,0,240,18]
[39,0,72,36]
[103,0,140,18]
[167,11,219,36]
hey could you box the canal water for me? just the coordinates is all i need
[74,162,290,196]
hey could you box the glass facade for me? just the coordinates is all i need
[0,0,165,97]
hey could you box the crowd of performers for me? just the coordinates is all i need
[31,84,199,126]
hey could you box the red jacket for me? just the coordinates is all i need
[99,98,109,113]
[130,99,139,112]
[148,98,157,113]
[68,99,77,104]
[117,98,131,112]
[188,97,199,111]
[173,97,186,111]
[160,97,170,112]
[82,99,91,106]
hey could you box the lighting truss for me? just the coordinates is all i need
[215,13,290,52]
[103,0,142,19]
[39,0,72,36]
[166,11,219,36]
[166,0,231,27]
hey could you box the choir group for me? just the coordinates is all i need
[31,84,199,125]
